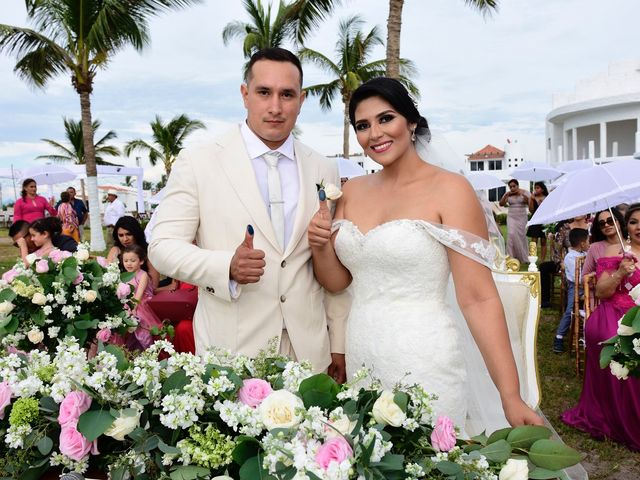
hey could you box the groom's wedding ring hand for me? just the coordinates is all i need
[230,225,266,284]
[308,194,333,248]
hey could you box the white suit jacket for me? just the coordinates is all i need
[149,126,351,372]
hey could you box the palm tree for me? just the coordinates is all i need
[124,114,205,177]
[299,15,418,158]
[385,0,498,78]
[37,118,121,166]
[222,0,341,58]
[0,0,201,251]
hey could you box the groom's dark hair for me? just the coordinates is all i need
[244,47,303,86]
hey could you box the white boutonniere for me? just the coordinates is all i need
[316,180,343,200]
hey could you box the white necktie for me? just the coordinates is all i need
[264,151,285,250]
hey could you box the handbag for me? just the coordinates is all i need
[147,285,198,323]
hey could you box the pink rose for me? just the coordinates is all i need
[430,415,457,452]
[238,379,273,408]
[0,381,12,420]
[315,437,353,470]
[2,268,18,283]
[58,391,92,427]
[116,282,131,300]
[35,259,50,273]
[59,423,99,461]
[73,272,84,285]
[96,328,112,343]
[48,249,65,264]
[96,256,109,268]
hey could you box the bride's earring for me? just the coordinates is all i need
[411,129,416,142]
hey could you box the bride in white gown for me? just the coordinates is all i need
[308,77,541,432]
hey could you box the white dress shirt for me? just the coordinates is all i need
[103,198,126,226]
[240,122,299,249]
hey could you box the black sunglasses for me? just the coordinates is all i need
[597,217,615,228]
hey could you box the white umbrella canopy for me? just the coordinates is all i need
[510,161,561,181]
[556,159,593,173]
[336,157,366,179]
[22,165,77,185]
[465,172,505,190]
[528,158,640,225]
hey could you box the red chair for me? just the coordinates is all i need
[147,282,197,353]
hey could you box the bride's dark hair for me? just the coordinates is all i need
[348,77,430,141]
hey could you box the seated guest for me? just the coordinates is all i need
[9,218,78,264]
[107,216,159,288]
[553,228,589,353]
[562,204,640,451]
[583,208,626,276]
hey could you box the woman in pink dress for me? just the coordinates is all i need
[13,178,57,223]
[122,244,163,350]
[562,203,640,451]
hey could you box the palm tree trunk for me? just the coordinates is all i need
[79,90,106,251]
[386,0,404,79]
[343,101,350,159]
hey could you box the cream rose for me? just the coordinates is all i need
[25,253,38,265]
[610,360,629,380]
[75,248,90,262]
[27,329,44,344]
[0,301,14,316]
[326,415,356,438]
[84,290,98,303]
[499,459,528,480]
[258,390,304,430]
[617,317,636,336]
[104,411,140,441]
[372,391,406,427]
[630,284,640,305]
[31,292,47,306]
[324,183,343,201]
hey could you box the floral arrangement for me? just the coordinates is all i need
[600,284,640,380]
[0,244,137,353]
[0,338,583,480]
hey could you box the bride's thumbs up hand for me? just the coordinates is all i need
[308,190,333,249]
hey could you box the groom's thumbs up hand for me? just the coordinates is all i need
[308,190,333,249]
[230,224,266,284]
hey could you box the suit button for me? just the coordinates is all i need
[206,286,215,294]
[281,260,286,268]
[280,294,286,303]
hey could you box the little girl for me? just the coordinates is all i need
[29,217,57,259]
[122,245,163,349]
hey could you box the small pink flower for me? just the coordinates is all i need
[116,282,131,300]
[6,346,26,356]
[73,272,84,285]
[96,256,109,268]
[58,391,92,427]
[48,249,65,264]
[430,415,457,452]
[96,328,112,343]
[1,268,18,283]
[315,437,353,470]
[59,423,99,461]
[238,379,273,408]
[35,259,49,273]
[0,381,12,420]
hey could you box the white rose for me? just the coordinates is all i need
[617,317,636,336]
[75,248,90,262]
[104,411,141,441]
[371,390,406,427]
[84,290,98,303]
[27,328,44,344]
[499,459,529,480]
[0,301,14,316]
[610,360,629,380]
[31,292,47,306]
[324,183,343,200]
[25,253,38,265]
[211,477,234,480]
[630,284,640,305]
[258,390,304,430]
[326,415,356,438]
[633,338,640,356]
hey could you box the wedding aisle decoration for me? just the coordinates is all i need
[600,284,640,380]
[0,245,138,353]
[0,337,583,480]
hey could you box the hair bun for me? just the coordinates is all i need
[415,116,431,143]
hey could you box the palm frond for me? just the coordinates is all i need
[463,0,499,17]
[298,47,340,76]
[285,0,342,44]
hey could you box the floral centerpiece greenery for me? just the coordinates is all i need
[600,284,640,380]
[0,244,137,353]
[0,338,583,480]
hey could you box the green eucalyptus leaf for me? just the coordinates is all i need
[478,439,512,463]
[36,436,53,455]
[528,439,584,470]
[77,409,115,442]
[487,427,512,444]
[506,425,552,449]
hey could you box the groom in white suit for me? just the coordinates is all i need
[149,48,351,380]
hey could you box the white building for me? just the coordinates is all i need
[546,60,640,164]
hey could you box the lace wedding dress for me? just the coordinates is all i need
[333,218,498,430]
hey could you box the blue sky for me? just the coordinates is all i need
[1,0,638,199]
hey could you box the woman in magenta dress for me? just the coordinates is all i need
[562,203,640,451]
[122,244,163,350]
[13,178,57,223]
